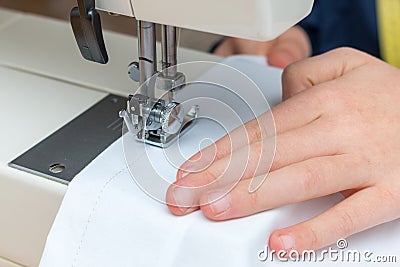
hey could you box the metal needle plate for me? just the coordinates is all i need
[9,94,127,184]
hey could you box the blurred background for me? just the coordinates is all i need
[0,0,221,52]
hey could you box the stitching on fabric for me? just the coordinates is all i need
[72,167,128,266]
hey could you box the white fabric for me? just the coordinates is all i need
[40,56,400,267]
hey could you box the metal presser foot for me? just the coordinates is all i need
[120,22,199,148]
[120,68,199,148]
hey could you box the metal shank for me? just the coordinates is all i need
[161,25,178,77]
[138,21,157,98]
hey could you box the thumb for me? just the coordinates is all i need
[267,26,311,69]
[267,50,297,69]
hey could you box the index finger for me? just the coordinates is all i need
[176,86,326,180]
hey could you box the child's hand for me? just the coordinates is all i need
[166,48,400,252]
[214,26,311,68]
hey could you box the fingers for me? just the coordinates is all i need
[270,115,342,171]
[213,27,310,69]
[267,26,311,69]
[269,85,330,136]
[213,37,275,57]
[168,119,342,215]
[282,47,374,100]
[269,186,400,252]
[198,154,365,220]
[176,114,269,180]
[176,114,342,192]
[177,87,328,181]
[232,39,274,56]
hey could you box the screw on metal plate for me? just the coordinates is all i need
[49,163,66,174]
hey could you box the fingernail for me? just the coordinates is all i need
[281,52,295,62]
[279,235,295,251]
[179,162,195,179]
[208,191,231,216]
[173,187,193,213]
[269,52,295,69]
[180,170,190,179]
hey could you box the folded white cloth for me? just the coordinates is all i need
[40,56,400,267]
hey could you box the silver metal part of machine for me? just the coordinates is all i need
[121,22,198,147]
[70,0,314,147]
[71,1,198,147]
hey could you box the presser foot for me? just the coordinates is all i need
[120,101,199,148]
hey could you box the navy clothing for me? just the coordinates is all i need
[298,0,381,58]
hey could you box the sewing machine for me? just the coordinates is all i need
[71,0,315,147]
[0,1,313,266]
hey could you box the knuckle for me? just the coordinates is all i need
[260,112,276,137]
[332,47,356,54]
[282,62,300,82]
[201,168,231,194]
[272,142,288,170]
[213,142,231,161]
[205,161,242,188]
[205,165,223,184]
[335,209,357,237]
[192,166,223,189]
[248,142,264,174]
[246,121,263,141]
[377,187,400,210]
[294,223,322,250]
[329,47,374,64]
[299,163,320,194]
[308,226,320,250]
[330,47,361,58]
[248,190,261,210]
[250,141,263,158]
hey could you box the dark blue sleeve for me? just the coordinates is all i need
[298,0,380,58]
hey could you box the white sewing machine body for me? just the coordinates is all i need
[0,9,217,266]
[97,0,314,41]
[0,0,314,266]
[74,0,313,149]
